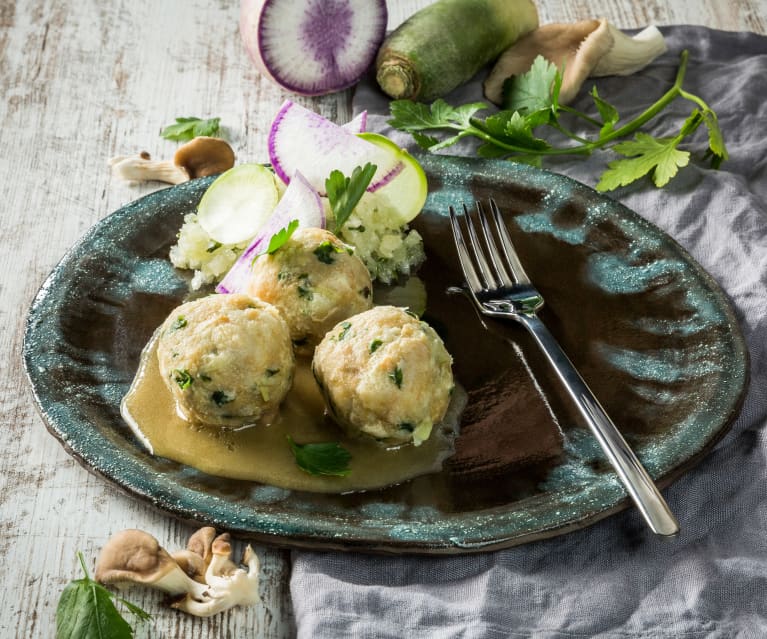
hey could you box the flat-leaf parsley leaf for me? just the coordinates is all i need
[288,436,351,477]
[266,219,299,255]
[161,116,221,142]
[325,163,377,231]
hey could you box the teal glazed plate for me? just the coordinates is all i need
[23,156,749,553]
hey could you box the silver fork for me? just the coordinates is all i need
[449,199,680,537]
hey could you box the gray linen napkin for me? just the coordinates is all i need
[291,26,767,638]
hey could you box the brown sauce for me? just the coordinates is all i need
[121,331,465,494]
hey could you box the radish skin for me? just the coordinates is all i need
[376,0,539,101]
[240,0,387,96]
[217,170,324,294]
[268,100,403,193]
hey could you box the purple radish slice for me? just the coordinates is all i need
[342,110,367,133]
[268,100,403,193]
[217,170,324,294]
[239,0,388,96]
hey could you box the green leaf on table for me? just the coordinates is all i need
[288,436,351,477]
[161,116,221,141]
[326,162,377,231]
[596,133,690,191]
[56,552,150,639]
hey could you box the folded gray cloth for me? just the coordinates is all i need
[291,26,767,638]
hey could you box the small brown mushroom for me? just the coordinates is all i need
[174,137,235,179]
[172,533,261,617]
[171,526,217,583]
[95,529,208,599]
[109,137,235,185]
[187,526,217,564]
[484,19,667,105]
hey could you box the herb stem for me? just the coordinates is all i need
[550,122,592,144]
[77,551,90,579]
[558,105,603,127]
[589,50,690,147]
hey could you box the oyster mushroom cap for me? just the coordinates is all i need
[173,136,235,179]
[171,526,219,583]
[95,529,208,599]
[484,18,667,105]
[171,549,207,583]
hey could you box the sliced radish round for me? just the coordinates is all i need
[240,0,387,97]
[268,100,404,193]
[216,170,325,294]
[197,164,279,245]
[355,132,428,226]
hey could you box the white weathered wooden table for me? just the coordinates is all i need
[1,1,764,636]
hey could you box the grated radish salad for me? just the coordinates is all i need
[170,196,425,289]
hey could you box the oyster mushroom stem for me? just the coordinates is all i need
[484,18,667,105]
[95,529,208,600]
[172,534,261,617]
[109,136,235,185]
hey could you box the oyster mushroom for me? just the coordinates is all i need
[95,529,208,600]
[484,18,667,105]
[172,533,260,617]
[171,526,217,583]
[109,136,235,185]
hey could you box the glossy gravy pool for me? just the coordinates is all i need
[121,332,465,493]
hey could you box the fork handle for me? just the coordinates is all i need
[519,314,680,537]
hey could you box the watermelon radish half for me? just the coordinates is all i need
[240,0,388,96]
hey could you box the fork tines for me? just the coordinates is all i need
[449,199,531,293]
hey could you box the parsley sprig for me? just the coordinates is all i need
[266,219,299,254]
[56,552,151,639]
[388,50,726,191]
[325,163,377,231]
[161,116,221,141]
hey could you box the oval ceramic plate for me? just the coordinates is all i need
[23,156,748,553]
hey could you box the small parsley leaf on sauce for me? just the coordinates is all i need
[288,436,351,477]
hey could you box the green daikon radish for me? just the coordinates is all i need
[376,0,539,101]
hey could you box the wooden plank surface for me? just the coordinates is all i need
[1,0,764,636]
